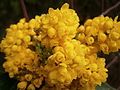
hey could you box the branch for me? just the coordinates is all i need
[68,0,74,9]
[101,0,120,16]
[71,0,74,9]
[117,86,120,90]
[106,56,118,69]
[19,0,29,21]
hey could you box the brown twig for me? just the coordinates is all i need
[68,0,74,9]
[101,0,120,16]
[117,86,120,90]
[19,0,29,21]
[106,56,118,69]
[71,0,74,9]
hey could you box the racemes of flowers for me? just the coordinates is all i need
[0,3,120,90]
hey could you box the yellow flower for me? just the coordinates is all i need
[100,43,109,54]
[77,25,85,33]
[25,74,33,81]
[48,70,58,84]
[59,67,68,75]
[17,81,27,90]
[104,19,113,30]
[55,51,65,63]
[9,72,14,78]
[98,32,107,42]
[23,35,31,43]
[89,63,98,71]
[11,45,18,51]
[59,63,67,68]
[77,33,85,43]
[79,16,120,54]
[86,36,94,45]
[36,3,79,48]
[32,78,43,88]
[29,19,40,29]
[0,3,110,90]
[47,28,56,38]
[27,84,35,90]
[10,24,17,30]
[16,39,22,45]
[84,19,92,26]
[109,31,120,40]
[16,30,24,39]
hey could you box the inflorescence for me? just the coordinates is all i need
[0,3,120,90]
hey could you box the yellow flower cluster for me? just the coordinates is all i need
[44,40,107,90]
[35,3,79,48]
[44,40,88,86]
[76,16,120,54]
[0,19,44,90]
[0,3,110,90]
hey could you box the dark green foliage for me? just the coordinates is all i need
[35,43,53,65]
[96,83,116,90]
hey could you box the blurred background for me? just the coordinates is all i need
[0,0,120,89]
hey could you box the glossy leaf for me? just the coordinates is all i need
[96,83,116,90]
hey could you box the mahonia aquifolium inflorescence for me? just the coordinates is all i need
[0,3,120,90]
[76,16,120,54]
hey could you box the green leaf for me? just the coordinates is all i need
[96,83,116,90]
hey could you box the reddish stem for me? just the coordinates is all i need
[68,0,74,9]
[101,0,120,15]
[71,0,74,9]
[19,0,29,21]
[117,86,120,90]
[106,56,118,69]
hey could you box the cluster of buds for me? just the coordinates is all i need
[0,3,120,90]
